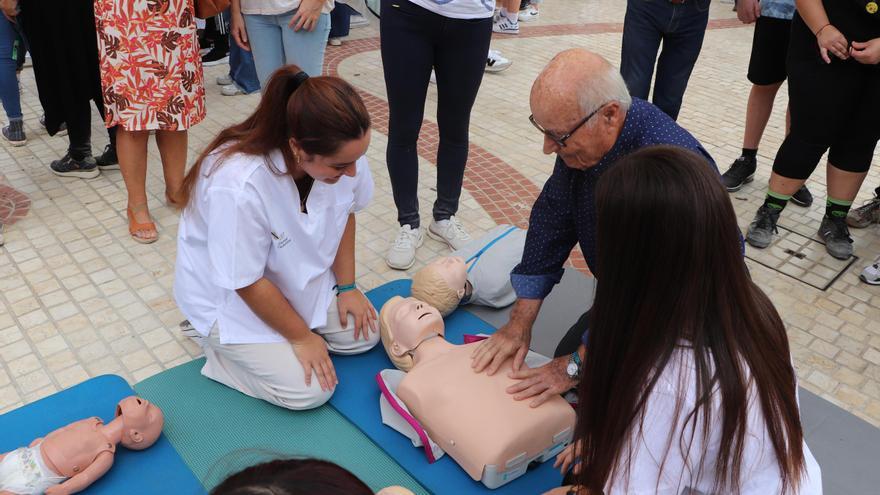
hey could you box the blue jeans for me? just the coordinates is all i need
[330,3,355,38]
[0,18,22,120]
[620,0,710,120]
[243,10,331,87]
[228,36,261,93]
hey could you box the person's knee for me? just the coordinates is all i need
[272,380,335,411]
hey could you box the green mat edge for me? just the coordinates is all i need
[133,358,430,495]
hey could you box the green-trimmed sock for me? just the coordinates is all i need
[826,197,853,219]
[763,190,791,211]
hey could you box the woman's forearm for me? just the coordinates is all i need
[236,278,312,342]
[795,0,831,34]
[332,214,357,287]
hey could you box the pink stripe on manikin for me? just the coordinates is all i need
[375,372,438,463]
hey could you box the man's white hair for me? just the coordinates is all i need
[577,63,632,117]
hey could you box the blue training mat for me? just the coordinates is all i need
[0,374,205,495]
[329,279,565,495]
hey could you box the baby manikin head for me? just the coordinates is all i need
[411,256,468,316]
[379,296,446,371]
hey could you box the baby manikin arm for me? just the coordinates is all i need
[376,370,445,462]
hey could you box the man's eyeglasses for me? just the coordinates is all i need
[529,102,609,148]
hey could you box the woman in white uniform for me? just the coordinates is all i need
[173,65,379,411]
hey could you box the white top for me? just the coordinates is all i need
[240,0,335,16]
[607,348,823,495]
[174,149,373,344]
[406,0,495,20]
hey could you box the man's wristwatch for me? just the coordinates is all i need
[566,351,581,380]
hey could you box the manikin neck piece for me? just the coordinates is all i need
[406,333,442,357]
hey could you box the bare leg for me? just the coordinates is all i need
[117,129,156,241]
[827,162,869,201]
[742,82,783,149]
[155,130,188,206]
[767,171,806,197]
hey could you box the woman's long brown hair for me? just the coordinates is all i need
[574,146,805,493]
[176,65,371,208]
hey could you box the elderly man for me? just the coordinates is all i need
[470,49,717,405]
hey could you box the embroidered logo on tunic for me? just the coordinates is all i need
[271,231,291,249]
[868,1,878,14]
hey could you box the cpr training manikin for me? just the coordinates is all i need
[377,296,575,489]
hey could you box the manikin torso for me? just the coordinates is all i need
[383,297,575,482]
[40,418,116,477]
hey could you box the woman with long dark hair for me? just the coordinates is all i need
[548,146,821,494]
[174,65,380,411]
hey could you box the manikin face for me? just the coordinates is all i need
[116,396,164,450]
[388,297,445,356]
[428,256,468,293]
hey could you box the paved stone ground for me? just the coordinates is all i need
[1,0,879,428]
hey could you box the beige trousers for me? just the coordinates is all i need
[199,302,379,411]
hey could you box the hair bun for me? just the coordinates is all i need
[289,71,310,94]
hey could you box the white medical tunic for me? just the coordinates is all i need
[174,149,373,344]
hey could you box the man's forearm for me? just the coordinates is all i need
[795,0,830,34]
[509,298,543,333]
[237,278,312,342]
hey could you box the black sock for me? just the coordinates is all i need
[825,197,853,219]
[763,190,791,212]
[741,148,758,159]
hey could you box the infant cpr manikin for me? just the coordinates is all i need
[377,296,575,489]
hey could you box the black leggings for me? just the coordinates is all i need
[772,14,880,180]
[380,0,492,228]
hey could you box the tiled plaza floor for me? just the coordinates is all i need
[1,0,879,429]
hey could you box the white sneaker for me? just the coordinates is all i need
[216,74,233,86]
[486,49,512,73]
[350,14,369,28]
[329,37,342,46]
[428,216,471,250]
[221,84,244,96]
[518,6,539,22]
[386,225,424,270]
[493,17,519,34]
[860,256,880,285]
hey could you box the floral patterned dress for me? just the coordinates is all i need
[94,0,206,131]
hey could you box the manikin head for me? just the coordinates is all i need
[411,256,468,316]
[115,396,164,450]
[379,296,446,371]
[529,49,631,170]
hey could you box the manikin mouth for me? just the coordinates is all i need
[417,312,432,320]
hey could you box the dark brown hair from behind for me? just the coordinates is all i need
[176,65,371,207]
[210,458,373,495]
[573,145,805,493]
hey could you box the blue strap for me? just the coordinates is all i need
[465,226,519,273]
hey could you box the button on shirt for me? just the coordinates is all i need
[174,149,373,344]
[510,98,717,300]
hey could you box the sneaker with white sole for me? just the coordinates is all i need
[221,84,244,96]
[861,255,880,285]
[428,216,471,250]
[386,225,424,270]
[518,5,539,21]
[486,49,512,73]
[493,17,519,34]
[216,74,233,86]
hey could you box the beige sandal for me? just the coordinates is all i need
[127,204,157,244]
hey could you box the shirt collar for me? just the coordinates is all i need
[591,98,643,174]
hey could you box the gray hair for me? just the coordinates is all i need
[577,63,632,118]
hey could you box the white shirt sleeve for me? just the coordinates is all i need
[206,183,272,291]
[351,156,374,213]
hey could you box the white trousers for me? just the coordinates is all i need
[200,302,379,411]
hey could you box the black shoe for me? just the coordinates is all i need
[790,185,813,207]
[40,114,67,137]
[721,156,756,192]
[818,215,853,260]
[2,120,26,146]
[95,144,119,170]
[50,153,99,179]
[746,205,780,249]
[201,48,229,66]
